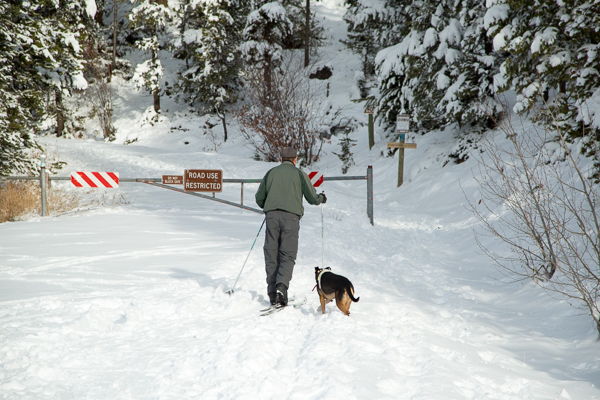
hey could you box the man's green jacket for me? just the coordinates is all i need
[255,161,323,218]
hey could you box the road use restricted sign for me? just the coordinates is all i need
[184,169,223,192]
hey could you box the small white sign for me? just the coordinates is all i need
[396,114,410,133]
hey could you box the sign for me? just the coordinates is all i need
[71,172,119,188]
[365,107,374,114]
[396,114,410,133]
[308,171,324,187]
[162,175,183,185]
[184,169,223,192]
[387,142,417,149]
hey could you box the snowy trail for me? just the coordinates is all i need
[3,0,599,397]
[2,136,599,399]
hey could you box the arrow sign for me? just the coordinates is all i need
[308,171,324,187]
[387,142,417,149]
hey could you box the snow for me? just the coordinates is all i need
[85,0,97,18]
[1,1,600,399]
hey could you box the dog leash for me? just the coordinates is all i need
[321,197,324,268]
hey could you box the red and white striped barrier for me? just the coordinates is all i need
[308,171,324,187]
[71,172,119,188]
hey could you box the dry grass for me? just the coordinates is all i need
[0,180,84,223]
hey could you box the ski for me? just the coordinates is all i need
[259,296,300,312]
[259,297,306,316]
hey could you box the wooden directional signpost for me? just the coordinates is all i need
[387,114,417,187]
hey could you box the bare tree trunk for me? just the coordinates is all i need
[95,0,104,26]
[264,53,272,105]
[221,112,228,142]
[152,47,160,113]
[304,0,309,68]
[112,0,118,75]
[55,89,65,137]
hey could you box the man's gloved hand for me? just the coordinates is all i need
[320,192,327,204]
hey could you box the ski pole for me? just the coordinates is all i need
[227,218,266,295]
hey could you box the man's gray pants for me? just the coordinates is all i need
[264,210,300,295]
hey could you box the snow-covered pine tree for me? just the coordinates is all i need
[49,0,96,137]
[375,0,502,134]
[376,0,454,133]
[0,0,92,176]
[240,1,293,103]
[130,0,173,113]
[0,1,39,176]
[278,0,325,51]
[175,0,247,142]
[485,0,600,139]
[440,0,503,130]
[343,0,407,77]
[333,130,357,174]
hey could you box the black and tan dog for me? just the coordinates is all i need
[314,267,360,316]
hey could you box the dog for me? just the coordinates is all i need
[314,267,359,316]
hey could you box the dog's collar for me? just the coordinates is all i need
[317,269,331,291]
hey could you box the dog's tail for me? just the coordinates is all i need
[349,285,360,302]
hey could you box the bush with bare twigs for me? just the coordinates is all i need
[0,181,84,223]
[83,40,116,141]
[235,53,331,166]
[468,100,600,335]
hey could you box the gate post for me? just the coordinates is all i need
[40,155,47,217]
[367,165,373,225]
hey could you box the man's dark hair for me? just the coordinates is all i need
[282,157,296,163]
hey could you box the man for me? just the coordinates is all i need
[255,147,327,306]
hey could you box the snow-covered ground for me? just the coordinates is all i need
[1,1,599,399]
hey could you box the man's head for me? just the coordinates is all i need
[280,147,298,165]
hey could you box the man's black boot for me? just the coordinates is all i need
[276,283,288,306]
[268,292,277,306]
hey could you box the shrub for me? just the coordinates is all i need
[0,180,83,223]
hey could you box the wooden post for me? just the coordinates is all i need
[367,165,373,225]
[387,114,416,187]
[366,108,374,150]
[368,114,374,150]
[397,134,405,187]
[40,155,47,217]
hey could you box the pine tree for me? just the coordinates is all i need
[374,0,502,133]
[375,0,452,132]
[343,0,407,76]
[485,0,600,138]
[440,0,503,129]
[279,0,326,51]
[240,1,294,102]
[175,0,245,142]
[0,0,92,176]
[130,0,173,113]
[333,131,357,174]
